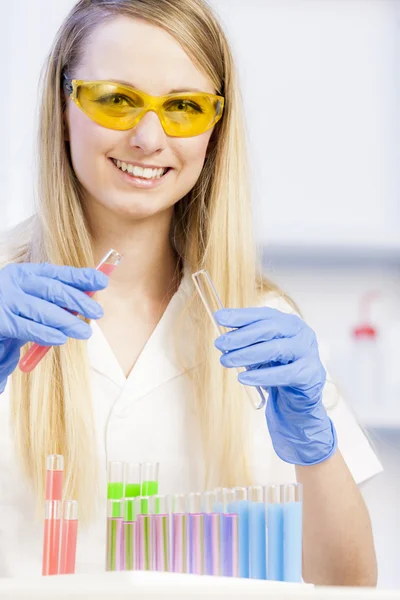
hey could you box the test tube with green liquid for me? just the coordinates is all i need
[106,499,124,571]
[136,496,153,570]
[141,462,159,496]
[123,498,137,571]
[108,462,124,517]
[123,463,142,499]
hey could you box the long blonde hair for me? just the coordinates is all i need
[5,0,285,522]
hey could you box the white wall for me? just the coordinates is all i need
[1,0,399,588]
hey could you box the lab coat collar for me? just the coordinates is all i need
[87,264,197,405]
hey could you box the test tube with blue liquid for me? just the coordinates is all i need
[283,483,303,582]
[232,487,250,578]
[248,486,266,580]
[265,483,283,581]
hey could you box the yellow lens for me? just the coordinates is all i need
[160,93,223,137]
[77,82,144,130]
[72,81,224,136]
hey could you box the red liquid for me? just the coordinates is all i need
[42,517,61,576]
[45,470,63,501]
[19,261,117,373]
[59,519,78,575]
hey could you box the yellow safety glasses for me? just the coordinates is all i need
[63,77,224,138]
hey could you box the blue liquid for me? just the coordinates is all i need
[266,503,283,581]
[283,501,302,582]
[228,501,249,578]
[248,501,266,579]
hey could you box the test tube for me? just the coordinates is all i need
[222,514,239,577]
[232,487,250,578]
[248,486,267,580]
[19,248,122,373]
[191,269,266,410]
[108,462,124,516]
[282,483,303,583]
[141,462,159,496]
[136,496,153,570]
[187,493,204,575]
[59,500,78,575]
[171,494,188,573]
[106,499,124,571]
[42,499,62,576]
[203,491,221,576]
[45,455,64,502]
[265,484,283,581]
[123,462,142,499]
[123,498,136,571]
[151,495,170,572]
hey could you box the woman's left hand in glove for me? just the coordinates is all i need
[214,306,337,466]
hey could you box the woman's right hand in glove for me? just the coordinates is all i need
[0,262,108,391]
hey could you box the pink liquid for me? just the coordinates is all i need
[59,519,78,574]
[19,261,117,373]
[42,517,61,576]
[45,470,63,501]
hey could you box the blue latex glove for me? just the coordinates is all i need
[214,307,337,466]
[0,262,108,392]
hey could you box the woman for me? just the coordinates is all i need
[0,0,381,583]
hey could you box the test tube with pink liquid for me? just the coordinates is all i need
[19,249,122,373]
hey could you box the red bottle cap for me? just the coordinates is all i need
[353,325,377,339]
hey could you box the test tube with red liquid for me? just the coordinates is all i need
[19,249,122,373]
[42,499,62,576]
[59,500,79,575]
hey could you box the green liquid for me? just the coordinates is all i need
[108,482,124,517]
[125,483,140,498]
[141,480,158,496]
[140,497,149,514]
[108,481,123,500]
[124,522,135,570]
[106,518,121,571]
[124,498,136,522]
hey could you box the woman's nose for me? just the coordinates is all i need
[128,110,168,155]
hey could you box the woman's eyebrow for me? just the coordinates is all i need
[108,78,204,94]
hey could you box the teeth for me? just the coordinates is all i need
[114,159,166,179]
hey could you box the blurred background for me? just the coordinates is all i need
[1,0,399,588]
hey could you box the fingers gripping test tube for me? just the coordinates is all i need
[191,269,266,410]
[19,248,122,373]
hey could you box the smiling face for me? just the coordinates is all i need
[65,16,216,220]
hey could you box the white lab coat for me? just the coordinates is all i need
[0,267,382,577]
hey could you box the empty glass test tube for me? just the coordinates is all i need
[19,248,122,372]
[192,269,266,410]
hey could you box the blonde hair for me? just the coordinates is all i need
[5,0,287,522]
